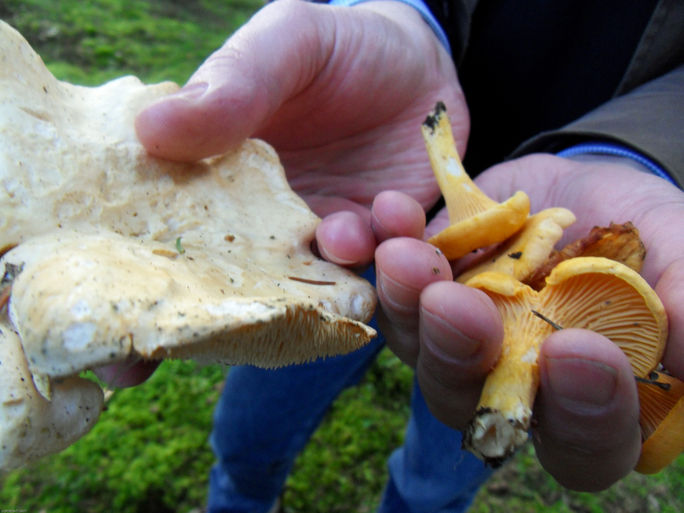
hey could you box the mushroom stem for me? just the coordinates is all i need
[421,102,530,259]
[463,273,550,465]
[422,103,497,224]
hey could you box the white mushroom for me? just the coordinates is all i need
[0,321,103,470]
[0,20,376,470]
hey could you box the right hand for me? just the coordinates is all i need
[135,0,467,266]
[101,0,469,386]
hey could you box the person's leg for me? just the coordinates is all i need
[378,379,493,513]
[207,324,384,513]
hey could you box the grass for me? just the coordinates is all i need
[1,0,260,86]
[0,362,227,513]
[1,1,683,512]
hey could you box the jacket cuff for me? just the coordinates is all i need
[327,0,451,54]
[556,142,678,187]
[512,66,684,188]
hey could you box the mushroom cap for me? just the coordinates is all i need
[457,207,576,283]
[635,372,684,474]
[0,19,378,470]
[466,258,668,374]
[0,19,376,382]
[542,257,667,377]
[428,191,530,260]
[6,231,376,378]
[525,222,646,290]
[0,320,103,471]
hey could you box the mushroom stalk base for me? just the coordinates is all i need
[464,408,530,467]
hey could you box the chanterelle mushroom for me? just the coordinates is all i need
[0,21,376,469]
[463,257,668,465]
[421,102,530,260]
[457,207,576,284]
[635,371,684,474]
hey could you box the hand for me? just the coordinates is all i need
[99,0,466,387]
[375,154,684,491]
[135,0,465,266]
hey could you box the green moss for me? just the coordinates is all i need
[2,0,260,85]
[0,361,225,512]
[282,350,413,513]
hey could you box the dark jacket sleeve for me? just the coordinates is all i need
[422,0,477,62]
[512,65,684,188]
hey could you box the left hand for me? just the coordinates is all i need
[374,154,684,491]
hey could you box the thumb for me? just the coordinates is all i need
[533,330,641,491]
[135,1,334,161]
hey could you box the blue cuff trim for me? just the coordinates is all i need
[327,0,451,54]
[556,142,677,186]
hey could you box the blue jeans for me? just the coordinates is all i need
[207,272,492,512]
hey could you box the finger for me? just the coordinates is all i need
[305,195,370,220]
[315,211,376,267]
[93,357,160,388]
[375,238,452,365]
[135,1,334,160]
[425,206,449,240]
[655,258,684,378]
[415,280,503,430]
[371,190,426,242]
[534,329,641,491]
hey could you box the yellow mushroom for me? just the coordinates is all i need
[635,371,684,474]
[463,256,668,465]
[457,207,576,284]
[421,102,530,260]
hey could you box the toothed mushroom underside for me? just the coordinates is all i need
[0,21,376,470]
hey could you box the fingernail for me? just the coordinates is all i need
[421,307,480,360]
[169,82,208,101]
[370,210,391,242]
[376,268,419,314]
[316,242,357,266]
[544,356,618,409]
